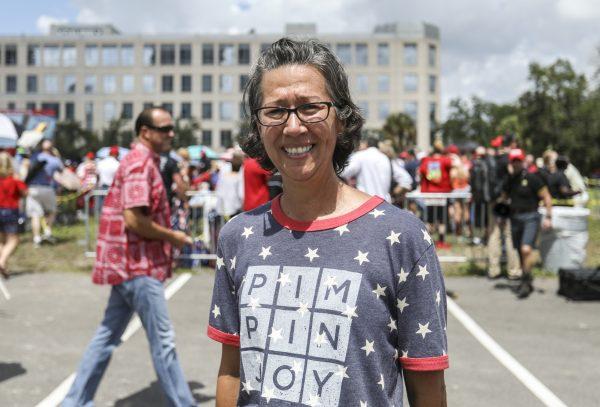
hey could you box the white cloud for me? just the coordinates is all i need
[36,15,68,34]
[556,0,600,19]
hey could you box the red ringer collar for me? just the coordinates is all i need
[270,194,385,232]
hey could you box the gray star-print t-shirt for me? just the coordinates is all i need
[208,195,448,406]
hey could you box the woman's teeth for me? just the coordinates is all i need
[285,145,313,155]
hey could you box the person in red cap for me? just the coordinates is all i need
[499,148,553,298]
[76,151,98,192]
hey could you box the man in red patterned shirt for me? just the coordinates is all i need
[63,107,196,407]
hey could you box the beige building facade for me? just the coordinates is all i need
[0,22,440,151]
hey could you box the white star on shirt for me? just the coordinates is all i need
[377,374,385,390]
[291,360,304,376]
[401,349,409,358]
[241,380,254,394]
[372,284,387,299]
[416,322,432,339]
[335,365,350,379]
[386,230,401,245]
[323,275,338,288]
[305,247,320,262]
[435,290,441,306]
[259,246,272,260]
[341,304,358,320]
[397,297,410,313]
[360,402,368,407]
[393,349,399,360]
[334,224,349,236]
[268,327,283,343]
[361,339,375,356]
[354,250,370,265]
[241,226,254,239]
[262,386,275,403]
[417,264,430,281]
[277,272,291,287]
[422,229,433,245]
[248,297,261,310]
[387,317,397,332]
[216,256,225,270]
[229,256,236,270]
[314,332,327,346]
[370,208,385,218]
[306,394,321,407]
[211,304,221,318]
[397,268,409,284]
[297,301,309,317]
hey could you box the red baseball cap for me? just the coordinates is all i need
[85,151,95,160]
[490,135,503,148]
[446,144,460,154]
[109,146,119,157]
[509,148,525,161]
[399,151,409,159]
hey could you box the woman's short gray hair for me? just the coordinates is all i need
[240,37,363,175]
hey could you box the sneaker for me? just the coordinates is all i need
[33,236,42,247]
[42,235,57,244]
[516,274,534,299]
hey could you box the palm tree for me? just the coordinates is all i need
[381,112,416,151]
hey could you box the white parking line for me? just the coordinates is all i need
[447,297,568,407]
[35,273,193,407]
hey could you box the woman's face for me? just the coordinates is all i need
[258,64,341,185]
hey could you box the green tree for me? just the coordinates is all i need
[102,118,133,147]
[380,112,416,150]
[173,118,200,148]
[53,120,101,160]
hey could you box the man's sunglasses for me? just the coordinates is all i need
[145,124,175,133]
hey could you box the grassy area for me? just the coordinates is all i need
[7,215,599,277]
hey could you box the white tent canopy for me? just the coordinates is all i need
[0,113,18,148]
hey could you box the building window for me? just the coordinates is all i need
[356,75,369,93]
[377,43,389,65]
[65,102,75,120]
[122,75,134,93]
[238,43,250,65]
[85,102,94,130]
[429,75,436,93]
[377,75,390,93]
[404,73,418,92]
[357,101,369,120]
[378,101,390,120]
[162,75,174,92]
[143,75,155,93]
[201,102,212,120]
[240,74,249,92]
[181,75,192,92]
[220,102,234,120]
[64,75,76,94]
[202,44,214,65]
[143,44,156,66]
[428,44,436,67]
[103,75,117,94]
[355,43,368,66]
[219,44,234,65]
[404,43,418,66]
[121,44,134,66]
[7,102,16,110]
[27,75,38,93]
[102,45,119,66]
[85,45,99,66]
[220,75,234,93]
[202,75,212,92]
[336,43,352,65]
[104,101,117,122]
[84,75,97,94]
[6,76,17,93]
[27,45,41,66]
[62,45,77,66]
[161,102,173,115]
[43,45,60,67]
[220,130,233,148]
[160,44,176,65]
[240,102,248,119]
[44,75,59,94]
[122,102,133,119]
[26,102,36,111]
[180,44,192,65]
[201,130,212,146]
[404,101,418,122]
[180,102,192,119]
[143,102,153,110]
[5,44,17,65]
[41,103,60,118]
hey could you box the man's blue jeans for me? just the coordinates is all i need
[62,276,196,407]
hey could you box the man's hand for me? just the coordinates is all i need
[170,230,193,249]
[542,217,552,231]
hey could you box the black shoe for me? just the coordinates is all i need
[516,275,533,299]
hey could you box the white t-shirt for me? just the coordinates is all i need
[96,156,120,188]
[342,147,393,202]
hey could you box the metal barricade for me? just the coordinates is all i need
[83,189,220,262]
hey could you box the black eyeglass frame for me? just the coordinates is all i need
[144,123,175,133]
[253,101,337,127]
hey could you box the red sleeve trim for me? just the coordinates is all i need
[400,355,449,371]
[207,325,240,347]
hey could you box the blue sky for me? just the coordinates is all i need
[1,0,77,34]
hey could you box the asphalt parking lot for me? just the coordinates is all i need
[1,270,598,406]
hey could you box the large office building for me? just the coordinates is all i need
[0,22,440,151]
